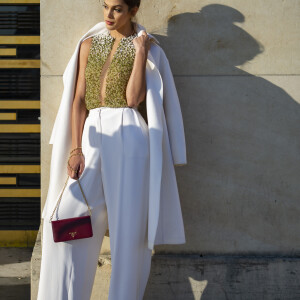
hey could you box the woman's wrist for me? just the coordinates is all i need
[70,146,82,155]
[135,48,148,59]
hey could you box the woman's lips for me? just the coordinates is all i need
[106,20,114,25]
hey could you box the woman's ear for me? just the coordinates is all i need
[130,6,139,18]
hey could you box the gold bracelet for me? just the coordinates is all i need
[69,151,84,156]
[70,146,82,154]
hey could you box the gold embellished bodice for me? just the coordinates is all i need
[84,31,138,110]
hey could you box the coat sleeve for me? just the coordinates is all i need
[158,48,187,166]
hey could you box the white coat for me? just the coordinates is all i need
[42,21,187,250]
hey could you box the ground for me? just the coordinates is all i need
[0,247,33,300]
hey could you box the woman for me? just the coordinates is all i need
[37,0,187,299]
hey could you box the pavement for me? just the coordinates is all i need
[0,247,33,300]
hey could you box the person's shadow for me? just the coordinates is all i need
[144,4,300,299]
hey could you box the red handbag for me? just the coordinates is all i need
[49,175,93,242]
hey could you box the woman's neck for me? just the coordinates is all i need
[109,21,136,40]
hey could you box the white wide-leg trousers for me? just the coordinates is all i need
[37,107,152,300]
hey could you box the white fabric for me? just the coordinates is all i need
[37,107,152,300]
[42,21,187,250]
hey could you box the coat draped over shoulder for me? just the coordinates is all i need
[42,21,187,250]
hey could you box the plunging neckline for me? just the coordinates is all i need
[105,30,137,67]
[99,31,137,105]
[103,30,137,65]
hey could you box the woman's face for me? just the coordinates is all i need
[102,0,136,31]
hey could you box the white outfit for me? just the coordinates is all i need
[38,21,187,300]
[41,21,187,251]
[37,107,152,300]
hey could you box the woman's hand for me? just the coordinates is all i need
[67,152,85,180]
[133,30,151,54]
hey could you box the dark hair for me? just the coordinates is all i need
[123,0,141,11]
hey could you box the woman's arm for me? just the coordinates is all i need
[68,37,92,179]
[126,32,151,108]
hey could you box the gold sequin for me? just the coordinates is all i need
[84,32,137,109]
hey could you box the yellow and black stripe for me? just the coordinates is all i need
[0,0,40,247]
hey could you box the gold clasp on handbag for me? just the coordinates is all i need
[69,231,77,238]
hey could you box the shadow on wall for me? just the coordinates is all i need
[147,4,300,299]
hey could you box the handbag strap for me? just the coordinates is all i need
[49,175,92,223]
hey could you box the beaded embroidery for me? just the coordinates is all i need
[84,31,138,109]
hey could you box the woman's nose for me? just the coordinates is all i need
[107,10,114,19]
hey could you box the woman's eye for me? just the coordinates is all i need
[102,5,121,12]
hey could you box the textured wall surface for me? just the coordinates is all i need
[42,0,300,255]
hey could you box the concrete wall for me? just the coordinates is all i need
[35,0,300,298]
[148,0,300,255]
[41,0,300,255]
